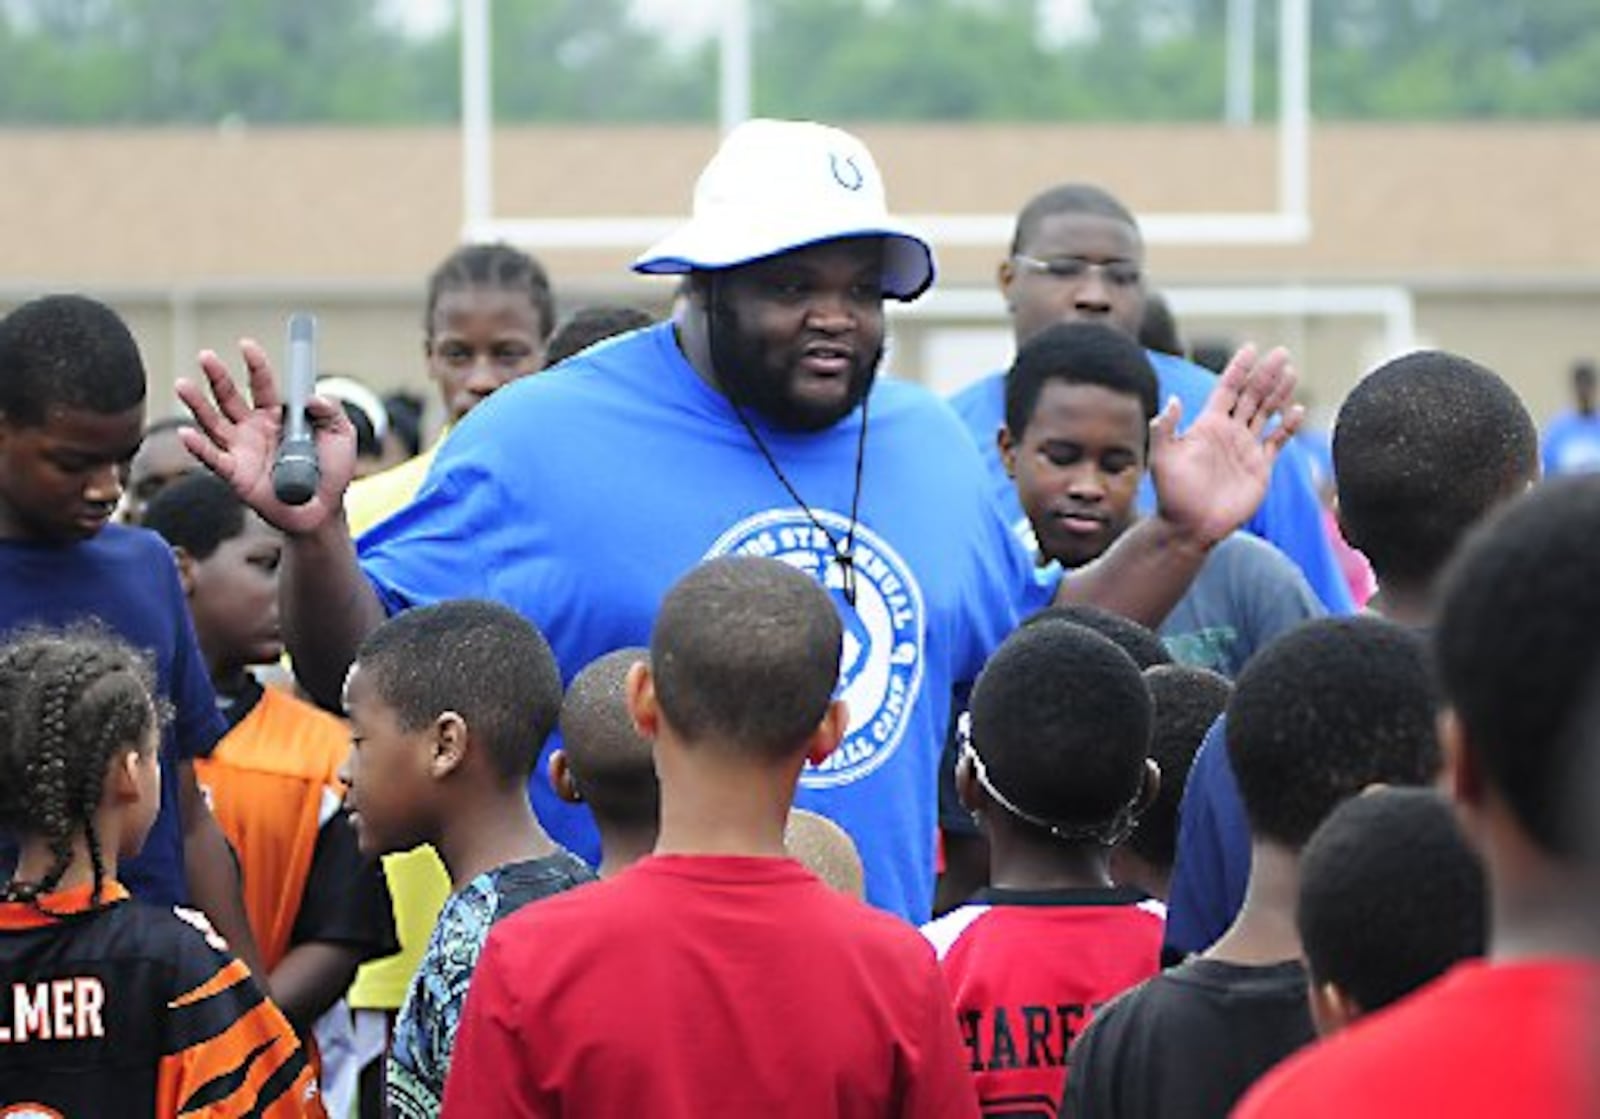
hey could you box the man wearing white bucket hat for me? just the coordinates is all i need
[178,118,1303,923]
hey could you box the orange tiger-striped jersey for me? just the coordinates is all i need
[0,880,325,1117]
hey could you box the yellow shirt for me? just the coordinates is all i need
[342,434,455,1011]
[344,439,441,539]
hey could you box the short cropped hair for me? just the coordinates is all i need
[0,294,146,426]
[1129,665,1232,870]
[1228,617,1440,849]
[144,472,247,561]
[356,600,562,784]
[1435,475,1600,857]
[1334,350,1538,586]
[784,808,865,898]
[650,557,842,759]
[1298,787,1486,1013]
[546,305,654,367]
[1019,603,1173,671]
[1010,183,1139,257]
[1005,321,1160,438]
[558,647,657,829]
[970,620,1151,831]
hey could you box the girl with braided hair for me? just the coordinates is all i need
[0,627,325,1118]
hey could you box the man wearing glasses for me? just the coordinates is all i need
[936,184,1350,912]
[950,182,1349,615]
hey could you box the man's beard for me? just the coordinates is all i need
[708,284,882,433]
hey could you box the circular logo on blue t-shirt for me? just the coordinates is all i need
[705,510,925,788]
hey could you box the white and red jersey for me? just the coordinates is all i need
[922,886,1164,1118]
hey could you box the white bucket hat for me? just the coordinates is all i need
[633,118,936,302]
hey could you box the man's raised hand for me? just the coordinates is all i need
[1148,343,1305,547]
[175,339,357,536]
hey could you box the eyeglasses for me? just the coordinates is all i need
[1011,254,1142,288]
[956,711,1144,847]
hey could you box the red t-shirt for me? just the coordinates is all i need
[441,854,980,1118]
[921,887,1165,1115]
[1234,959,1600,1118]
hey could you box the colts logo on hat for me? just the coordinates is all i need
[705,510,925,789]
[829,152,865,192]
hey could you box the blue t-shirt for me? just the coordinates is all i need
[946,354,1355,616]
[359,323,1029,923]
[1164,715,1251,958]
[1542,410,1600,477]
[0,525,226,905]
[1161,532,1324,679]
[1017,529,1323,680]
[388,850,595,1118]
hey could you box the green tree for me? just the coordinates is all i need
[0,0,1595,125]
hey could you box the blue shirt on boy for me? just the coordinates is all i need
[0,525,226,905]
[1164,716,1252,958]
[358,324,1029,924]
[946,351,1355,616]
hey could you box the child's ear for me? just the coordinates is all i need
[626,661,659,741]
[549,750,583,805]
[172,546,198,597]
[1308,979,1363,1038]
[997,426,1019,479]
[1438,707,1488,843]
[804,699,850,767]
[1131,758,1162,819]
[1333,494,1359,551]
[955,747,985,817]
[107,747,143,805]
[429,711,469,779]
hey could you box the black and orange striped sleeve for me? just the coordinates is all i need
[155,913,326,1118]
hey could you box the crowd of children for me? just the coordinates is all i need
[1,116,1596,1118]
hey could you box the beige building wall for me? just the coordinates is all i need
[1,122,1595,435]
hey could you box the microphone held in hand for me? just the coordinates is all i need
[272,313,320,505]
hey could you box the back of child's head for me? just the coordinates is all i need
[968,619,1152,840]
[0,294,145,426]
[558,647,657,830]
[1297,787,1486,1023]
[1333,349,1538,588]
[1129,664,1232,872]
[1435,475,1600,860]
[317,376,387,463]
[784,808,866,899]
[1137,291,1184,358]
[1004,321,1160,438]
[1020,603,1173,670]
[650,556,841,759]
[1227,616,1440,850]
[355,599,562,785]
[424,242,556,341]
[383,391,425,460]
[143,471,247,560]
[0,626,164,904]
[546,305,655,367]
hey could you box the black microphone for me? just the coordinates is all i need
[271,313,320,505]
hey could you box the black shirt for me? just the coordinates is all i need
[1061,957,1315,1119]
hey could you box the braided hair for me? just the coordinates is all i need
[423,243,555,342]
[0,627,165,912]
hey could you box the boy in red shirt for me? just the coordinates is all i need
[921,619,1164,1114]
[1236,477,1600,1118]
[443,557,979,1118]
